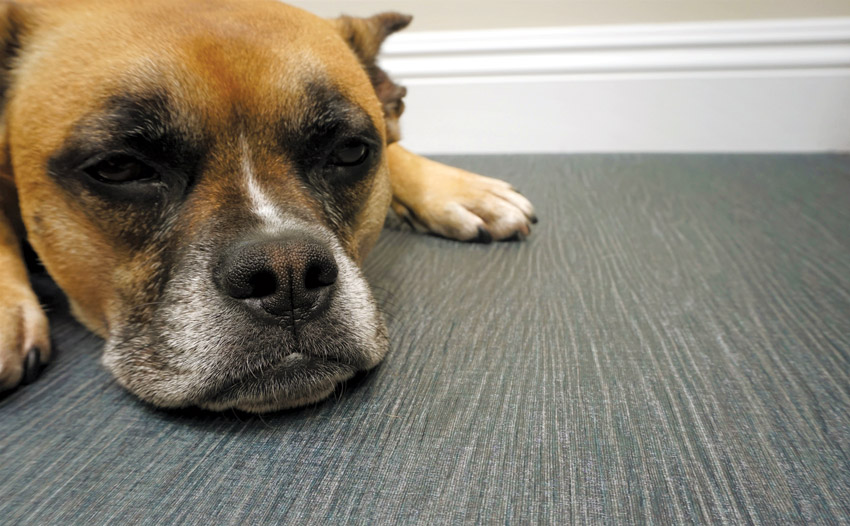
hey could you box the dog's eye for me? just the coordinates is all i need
[329,140,369,167]
[85,155,155,183]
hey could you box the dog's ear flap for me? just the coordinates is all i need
[333,12,411,64]
[0,3,28,106]
[0,2,30,181]
[333,12,412,144]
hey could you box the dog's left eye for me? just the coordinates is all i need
[85,155,156,183]
[329,140,369,167]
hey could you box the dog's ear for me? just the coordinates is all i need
[0,2,28,110]
[0,2,30,182]
[333,12,412,144]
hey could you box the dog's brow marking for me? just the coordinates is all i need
[240,135,284,228]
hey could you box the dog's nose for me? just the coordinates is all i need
[214,235,338,320]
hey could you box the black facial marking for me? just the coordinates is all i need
[110,93,206,181]
[46,90,208,246]
[49,90,206,193]
[277,82,382,230]
[278,82,380,167]
[44,80,383,261]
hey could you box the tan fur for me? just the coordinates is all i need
[0,0,534,398]
[0,176,49,387]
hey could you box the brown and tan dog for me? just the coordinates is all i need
[0,0,535,412]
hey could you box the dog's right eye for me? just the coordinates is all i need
[329,139,370,167]
[84,155,156,184]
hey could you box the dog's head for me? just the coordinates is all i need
[0,0,411,411]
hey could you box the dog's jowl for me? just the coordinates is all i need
[0,0,535,412]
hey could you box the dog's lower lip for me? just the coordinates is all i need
[198,354,357,408]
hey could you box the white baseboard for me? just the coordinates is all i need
[379,18,850,153]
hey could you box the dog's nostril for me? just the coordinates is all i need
[304,261,338,290]
[216,235,338,319]
[248,270,277,298]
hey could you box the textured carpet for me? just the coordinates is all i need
[1,155,849,524]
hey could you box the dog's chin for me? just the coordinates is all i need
[198,373,351,413]
[208,389,338,413]
[102,327,388,413]
[194,353,363,413]
[101,222,388,412]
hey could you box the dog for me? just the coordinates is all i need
[0,0,535,412]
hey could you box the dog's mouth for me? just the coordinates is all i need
[195,353,360,413]
[102,292,389,409]
[99,223,389,412]
[103,324,386,412]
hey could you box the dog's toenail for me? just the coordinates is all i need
[22,348,42,384]
[475,226,493,244]
[530,214,538,224]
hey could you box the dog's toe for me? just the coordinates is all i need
[465,187,535,241]
[0,293,51,391]
[489,186,536,224]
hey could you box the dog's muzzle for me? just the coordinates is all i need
[102,224,388,412]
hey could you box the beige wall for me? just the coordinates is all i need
[288,1,850,31]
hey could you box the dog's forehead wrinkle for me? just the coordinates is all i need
[281,81,376,145]
[62,88,206,167]
[104,90,173,131]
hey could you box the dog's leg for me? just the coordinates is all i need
[0,180,49,390]
[387,143,536,242]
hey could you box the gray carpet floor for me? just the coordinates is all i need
[1,155,849,524]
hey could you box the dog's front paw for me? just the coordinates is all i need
[0,289,50,391]
[391,157,537,243]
